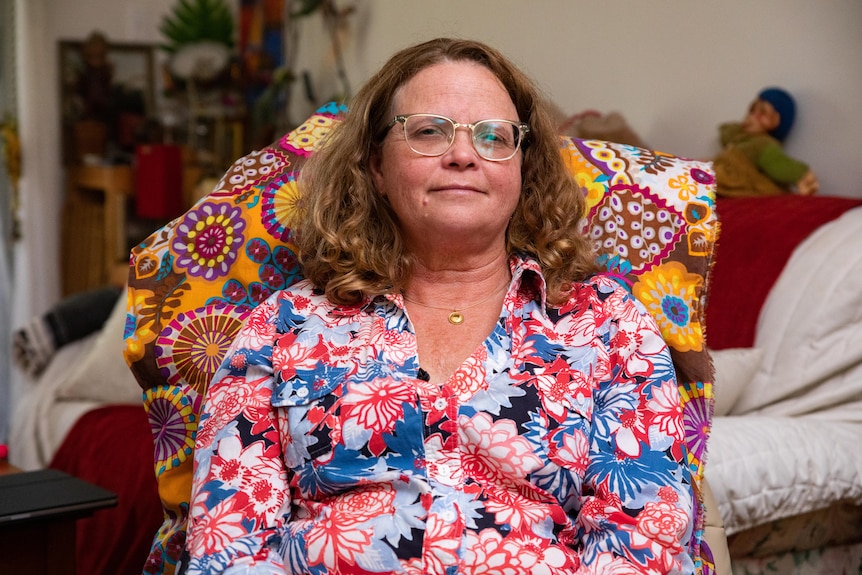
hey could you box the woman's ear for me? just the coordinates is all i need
[370,150,386,196]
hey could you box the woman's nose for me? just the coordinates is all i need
[444,129,478,165]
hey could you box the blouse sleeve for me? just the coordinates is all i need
[184,298,290,575]
[578,280,696,574]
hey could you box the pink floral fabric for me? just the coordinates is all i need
[183,255,696,574]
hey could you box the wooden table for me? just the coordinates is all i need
[0,459,21,475]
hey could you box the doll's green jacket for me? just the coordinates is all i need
[718,122,809,186]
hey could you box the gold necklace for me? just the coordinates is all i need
[402,282,509,325]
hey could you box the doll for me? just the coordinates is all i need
[714,87,818,197]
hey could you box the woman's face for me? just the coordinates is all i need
[371,61,523,252]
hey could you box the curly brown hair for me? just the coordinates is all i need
[297,38,597,306]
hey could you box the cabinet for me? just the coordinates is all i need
[61,165,133,296]
[60,159,205,296]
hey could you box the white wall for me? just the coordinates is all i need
[313,0,862,197]
[13,0,862,326]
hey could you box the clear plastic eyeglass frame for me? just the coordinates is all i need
[388,113,530,162]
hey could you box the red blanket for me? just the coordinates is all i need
[706,195,862,350]
[49,405,162,575]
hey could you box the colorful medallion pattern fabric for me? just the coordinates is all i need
[125,103,718,574]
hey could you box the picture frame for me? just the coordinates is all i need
[59,35,156,165]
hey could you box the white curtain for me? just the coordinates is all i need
[0,0,16,443]
[3,0,61,444]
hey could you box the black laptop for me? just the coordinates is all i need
[0,468,117,525]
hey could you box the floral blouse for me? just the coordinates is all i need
[183,255,695,575]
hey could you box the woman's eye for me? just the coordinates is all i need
[476,125,512,147]
[409,120,449,139]
[417,126,445,137]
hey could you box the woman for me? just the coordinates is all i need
[184,38,696,574]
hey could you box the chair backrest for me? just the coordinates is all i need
[125,103,718,574]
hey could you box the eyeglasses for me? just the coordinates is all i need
[388,113,530,162]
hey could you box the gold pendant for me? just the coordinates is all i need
[448,311,464,325]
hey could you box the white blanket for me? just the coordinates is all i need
[8,335,102,470]
[706,205,862,534]
[733,205,862,420]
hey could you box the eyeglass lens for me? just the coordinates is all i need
[402,115,523,160]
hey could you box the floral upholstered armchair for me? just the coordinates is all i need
[125,103,722,574]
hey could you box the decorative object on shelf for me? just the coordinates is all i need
[241,0,355,147]
[160,0,239,176]
[297,0,353,101]
[169,41,231,84]
[59,35,156,166]
[159,0,235,56]
[135,144,185,220]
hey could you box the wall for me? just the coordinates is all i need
[12,0,862,326]
[308,0,862,196]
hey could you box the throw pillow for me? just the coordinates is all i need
[56,292,143,405]
[125,103,348,574]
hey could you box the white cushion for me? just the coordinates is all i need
[706,415,862,535]
[55,294,143,405]
[733,206,862,421]
[710,347,763,416]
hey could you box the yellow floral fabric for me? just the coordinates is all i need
[125,106,718,574]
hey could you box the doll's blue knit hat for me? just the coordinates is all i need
[758,87,796,142]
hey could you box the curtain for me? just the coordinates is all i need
[0,0,17,444]
[3,0,60,447]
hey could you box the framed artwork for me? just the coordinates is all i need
[59,34,156,165]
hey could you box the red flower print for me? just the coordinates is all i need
[459,413,543,488]
[234,304,275,350]
[422,384,457,427]
[450,349,487,401]
[647,378,685,442]
[462,528,526,575]
[636,500,688,547]
[272,331,325,381]
[304,513,373,569]
[484,485,565,532]
[547,427,590,475]
[342,377,416,456]
[290,294,312,311]
[615,407,648,457]
[188,498,250,554]
[532,357,581,423]
[658,485,679,504]
[330,484,396,525]
[423,512,463,574]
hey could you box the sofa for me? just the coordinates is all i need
[8,117,862,573]
[703,194,862,573]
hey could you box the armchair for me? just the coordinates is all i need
[125,103,725,574]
